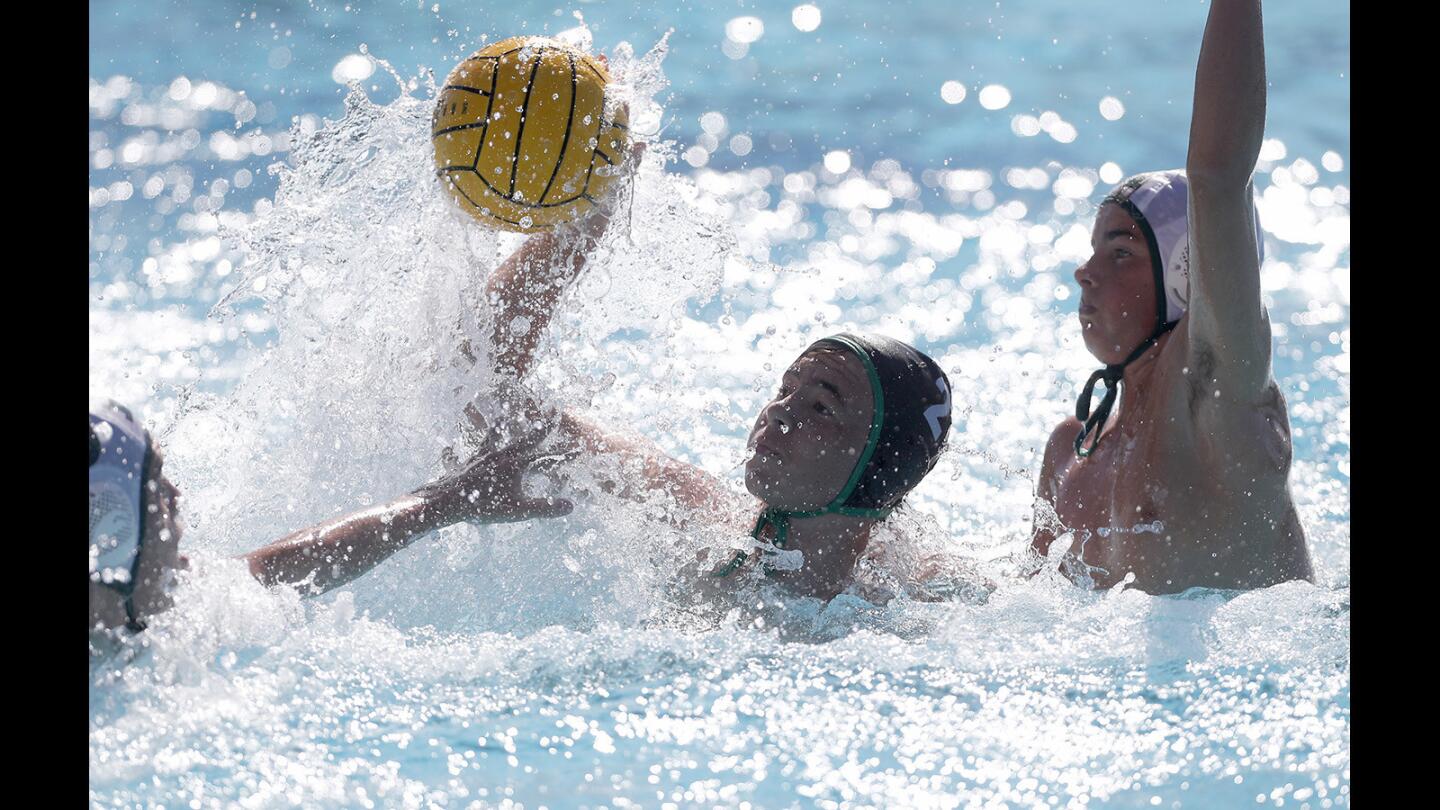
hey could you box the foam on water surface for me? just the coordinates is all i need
[90,11,1349,807]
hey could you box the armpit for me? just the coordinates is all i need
[1187,340,1219,417]
[1256,385,1294,474]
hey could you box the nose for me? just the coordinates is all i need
[1074,258,1095,287]
[761,395,795,436]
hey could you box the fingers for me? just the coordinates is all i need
[462,401,488,431]
[524,451,580,476]
[622,140,646,177]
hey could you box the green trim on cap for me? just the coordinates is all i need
[820,334,887,512]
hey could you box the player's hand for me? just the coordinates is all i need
[576,136,645,241]
[420,421,574,523]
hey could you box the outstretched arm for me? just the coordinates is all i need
[461,141,739,518]
[245,429,571,595]
[1185,0,1274,406]
[556,411,747,520]
[244,495,460,595]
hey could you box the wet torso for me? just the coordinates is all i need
[1036,330,1313,592]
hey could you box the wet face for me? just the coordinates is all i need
[744,347,876,510]
[1075,203,1160,365]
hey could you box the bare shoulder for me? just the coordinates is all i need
[1038,416,1083,497]
[1157,319,1294,479]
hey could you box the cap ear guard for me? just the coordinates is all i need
[820,333,951,512]
[89,400,151,599]
[1111,170,1265,327]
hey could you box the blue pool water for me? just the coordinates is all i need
[89,1,1349,806]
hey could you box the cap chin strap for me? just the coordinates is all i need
[714,335,891,579]
[1072,320,1178,458]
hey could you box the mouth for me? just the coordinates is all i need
[750,440,782,462]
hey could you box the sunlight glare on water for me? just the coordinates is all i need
[89,1,1349,806]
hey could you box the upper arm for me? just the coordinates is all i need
[558,411,742,519]
[1030,418,1078,556]
[1183,178,1275,411]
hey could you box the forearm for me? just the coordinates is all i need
[244,494,457,596]
[1187,0,1266,186]
[89,583,129,632]
[487,216,610,377]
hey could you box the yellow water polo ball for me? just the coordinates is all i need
[432,36,631,233]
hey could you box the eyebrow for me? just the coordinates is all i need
[783,368,849,403]
[1102,228,1137,242]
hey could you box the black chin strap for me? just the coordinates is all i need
[1073,320,1178,458]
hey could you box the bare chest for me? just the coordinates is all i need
[1056,428,1173,530]
[1051,416,1192,586]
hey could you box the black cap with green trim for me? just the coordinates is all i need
[813,333,952,512]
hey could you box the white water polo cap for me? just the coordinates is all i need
[89,399,151,590]
[1102,169,1264,326]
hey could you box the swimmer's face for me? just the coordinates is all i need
[1075,203,1160,364]
[744,347,876,510]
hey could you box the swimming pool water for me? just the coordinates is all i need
[89,1,1349,806]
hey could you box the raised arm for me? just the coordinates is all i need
[479,141,645,379]
[1184,0,1273,404]
[244,429,571,595]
